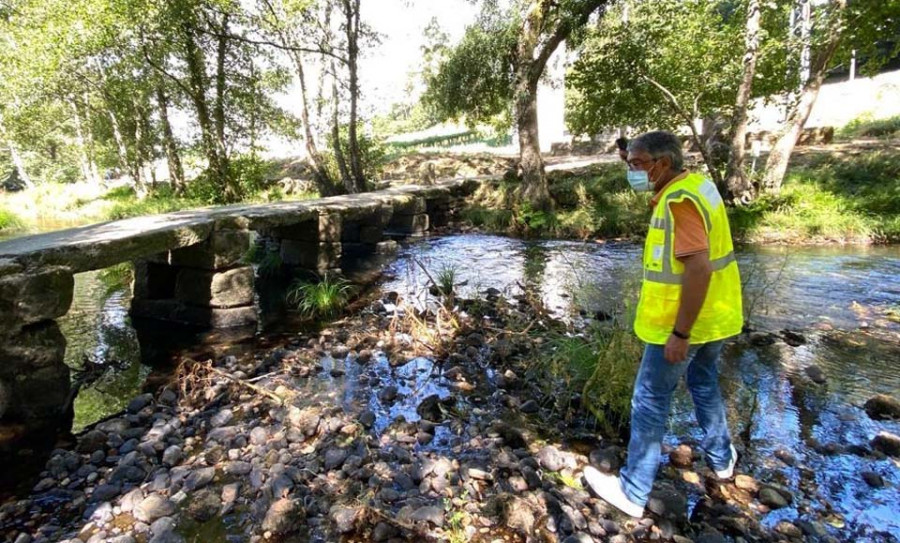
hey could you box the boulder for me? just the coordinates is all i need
[865,394,900,421]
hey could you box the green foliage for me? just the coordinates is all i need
[103,185,207,221]
[243,243,284,278]
[286,274,354,320]
[97,262,134,297]
[422,5,518,127]
[838,114,900,140]
[566,0,791,136]
[322,127,388,186]
[0,205,23,232]
[543,470,584,489]
[434,264,459,297]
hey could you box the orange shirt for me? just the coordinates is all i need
[650,172,710,259]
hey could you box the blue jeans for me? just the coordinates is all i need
[620,340,732,506]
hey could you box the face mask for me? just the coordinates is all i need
[627,169,652,192]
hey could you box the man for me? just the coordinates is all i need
[584,131,743,517]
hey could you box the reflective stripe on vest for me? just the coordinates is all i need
[634,173,744,345]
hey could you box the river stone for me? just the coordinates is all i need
[805,365,827,384]
[669,444,694,468]
[162,445,182,467]
[871,431,900,457]
[288,407,321,436]
[109,465,146,485]
[759,487,791,509]
[77,430,108,454]
[91,483,121,503]
[409,505,444,526]
[520,399,540,413]
[865,394,900,421]
[127,393,154,414]
[0,379,9,419]
[134,494,175,523]
[249,426,269,445]
[775,521,803,538]
[379,385,399,403]
[562,535,595,543]
[223,461,252,475]
[148,531,184,543]
[647,485,688,518]
[221,482,240,514]
[538,445,575,472]
[184,467,216,491]
[210,408,234,427]
[330,505,361,533]
[359,410,376,428]
[262,498,302,535]
[862,471,885,487]
[187,490,221,522]
[372,521,398,542]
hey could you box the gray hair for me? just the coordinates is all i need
[628,131,684,172]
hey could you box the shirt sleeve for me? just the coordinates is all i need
[669,200,709,259]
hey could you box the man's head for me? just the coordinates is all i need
[626,131,684,191]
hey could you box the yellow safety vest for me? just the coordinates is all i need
[634,173,744,345]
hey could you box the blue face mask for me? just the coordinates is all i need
[627,169,652,192]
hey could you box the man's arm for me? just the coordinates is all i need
[665,250,712,363]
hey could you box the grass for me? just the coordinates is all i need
[837,114,900,140]
[97,262,134,297]
[730,150,900,243]
[461,164,652,240]
[434,263,459,297]
[0,206,24,232]
[580,324,643,438]
[286,274,354,320]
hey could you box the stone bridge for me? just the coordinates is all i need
[0,177,483,451]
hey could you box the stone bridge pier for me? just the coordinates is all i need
[130,218,258,328]
[0,263,74,452]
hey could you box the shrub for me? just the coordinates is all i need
[286,274,354,320]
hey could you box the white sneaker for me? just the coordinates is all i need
[583,466,644,518]
[715,444,738,479]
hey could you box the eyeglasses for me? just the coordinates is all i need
[627,157,658,170]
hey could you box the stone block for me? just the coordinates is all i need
[0,322,69,423]
[270,219,319,242]
[0,267,74,332]
[0,321,66,370]
[388,213,429,235]
[131,299,258,328]
[281,240,342,270]
[170,229,251,270]
[393,196,427,216]
[341,243,378,259]
[133,261,178,300]
[359,225,383,244]
[175,267,255,308]
[319,213,342,242]
[376,241,399,255]
[341,222,361,243]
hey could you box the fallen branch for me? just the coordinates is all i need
[206,365,286,406]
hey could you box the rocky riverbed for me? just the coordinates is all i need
[2,286,899,543]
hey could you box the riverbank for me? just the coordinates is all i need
[2,142,897,245]
[2,274,899,543]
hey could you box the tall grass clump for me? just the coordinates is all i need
[0,205,24,232]
[286,274,354,319]
[580,324,643,438]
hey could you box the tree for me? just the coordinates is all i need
[761,0,900,192]
[425,0,608,211]
[567,0,772,191]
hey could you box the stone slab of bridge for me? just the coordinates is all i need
[0,176,484,452]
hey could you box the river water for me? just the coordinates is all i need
[54,234,900,540]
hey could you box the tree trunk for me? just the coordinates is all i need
[182,21,237,202]
[330,61,353,193]
[155,86,185,193]
[0,112,33,189]
[725,0,762,203]
[68,98,98,185]
[762,0,845,193]
[105,104,147,198]
[514,76,550,211]
[214,13,229,150]
[292,50,336,196]
[343,0,365,192]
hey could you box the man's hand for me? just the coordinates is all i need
[664,333,689,363]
